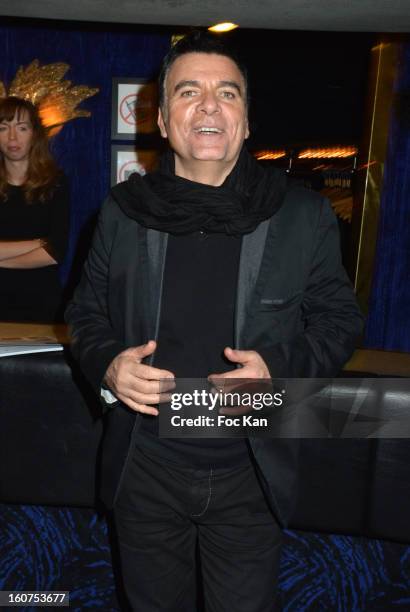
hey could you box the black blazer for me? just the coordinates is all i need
[66,185,363,526]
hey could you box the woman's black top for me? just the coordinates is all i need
[0,177,70,322]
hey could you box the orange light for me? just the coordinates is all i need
[298,146,358,159]
[254,150,286,161]
[39,106,68,127]
[38,104,69,136]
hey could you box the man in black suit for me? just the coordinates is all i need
[66,31,362,611]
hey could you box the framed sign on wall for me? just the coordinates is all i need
[111,145,159,185]
[111,78,158,140]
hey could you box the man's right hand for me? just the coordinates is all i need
[103,340,175,415]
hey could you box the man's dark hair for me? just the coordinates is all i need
[158,30,249,110]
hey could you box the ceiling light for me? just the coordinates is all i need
[208,23,239,33]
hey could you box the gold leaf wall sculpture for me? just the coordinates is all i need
[0,60,99,135]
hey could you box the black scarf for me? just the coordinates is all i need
[111,147,287,236]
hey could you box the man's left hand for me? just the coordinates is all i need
[208,348,271,416]
[209,347,270,381]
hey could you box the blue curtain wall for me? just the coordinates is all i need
[364,43,410,352]
[0,20,170,286]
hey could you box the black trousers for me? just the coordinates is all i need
[113,445,283,612]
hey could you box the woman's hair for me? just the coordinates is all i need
[0,96,60,203]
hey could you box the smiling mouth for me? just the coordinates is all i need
[194,127,223,134]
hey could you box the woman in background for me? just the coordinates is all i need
[0,96,70,322]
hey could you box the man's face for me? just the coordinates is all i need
[158,52,249,174]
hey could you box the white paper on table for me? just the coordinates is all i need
[0,343,63,357]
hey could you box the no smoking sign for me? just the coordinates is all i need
[116,82,157,135]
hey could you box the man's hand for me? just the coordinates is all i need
[104,340,175,415]
[209,347,271,381]
[208,347,271,416]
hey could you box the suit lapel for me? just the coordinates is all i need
[146,228,168,348]
[122,225,167,363]
[235,218,271,347]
